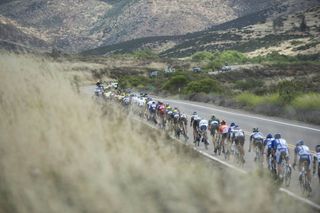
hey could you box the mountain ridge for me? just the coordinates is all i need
[0,0,319,52]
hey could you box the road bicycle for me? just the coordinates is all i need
[214,133,222,155]
[299,161,312,197]
[278,153,291,187]
[254,140,264,169]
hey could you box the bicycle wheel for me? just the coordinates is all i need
[284,165,291,187]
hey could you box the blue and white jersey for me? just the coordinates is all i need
[251,132,264,141]
[297,145,311,156]
[272,138,288,152]
[264,138,274,148]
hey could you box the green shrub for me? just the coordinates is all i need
[235,78,264,91]
[185,78,221,94]
[219,50,248,64]
[192,51,214,61]
[131,49,159,60]
[277,80,299,104]
[205,59,224,70]
[119,76,149,88]
[235,93,280,107]
[292,93,320,110]
[163,75,190,92]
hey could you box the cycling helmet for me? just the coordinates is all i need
[211,115,216,119]
[296,140,304,146]
[221,120,226,125]
[266,133,273,139]
[230,122,235,127]
[274,133,281,139]
[193,111,197,115]
[252,128,259,132]
[316,145,320,152]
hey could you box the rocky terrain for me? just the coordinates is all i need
[1,0,319,52]
[85,5,320,58]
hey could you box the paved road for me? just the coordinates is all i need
[158,98,320,207]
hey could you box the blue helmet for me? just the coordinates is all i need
[230,122,236,127]
[266,133,273,139]
[274,133,281,139]
[296,140,304,146]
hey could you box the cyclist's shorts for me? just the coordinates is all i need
[234,136,245,146]
[210,127,217,136]
[276,151,287,164]
[200,125,207,131]
[299,154,311,170]
[253,139,263,148]
[267,148,272,157]
[221,133,228,139]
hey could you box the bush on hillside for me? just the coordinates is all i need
[218,50,248,64]
[185,78,221,94]
[131,49,159,60]
[192,51,214,61]
[234,78,264,91]
[162,75,190,92]
[277,80,299,104]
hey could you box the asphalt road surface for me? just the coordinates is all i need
[158,98,320,208]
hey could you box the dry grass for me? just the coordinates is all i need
[0,53,311,213]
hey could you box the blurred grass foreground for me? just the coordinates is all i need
[0,53,310,213]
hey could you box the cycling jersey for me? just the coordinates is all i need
[158,105,165,114]
[264,138,273,149]
[233,129,245,138]
[251,132,264,141]
[219,124,229,134]
[210,120,219,129]
[273,138,289,164]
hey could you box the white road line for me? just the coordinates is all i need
[161,99,320,132]
[196,149,247,174]
[279,188,320,210]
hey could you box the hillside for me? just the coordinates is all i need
[84,5,320,58]
[0,15,49,52]
[1,0,319,52]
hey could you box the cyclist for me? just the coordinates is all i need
[217,120,229,154]
[198,118,209,149]
[148,101,157,123]
[228,122,236,141]
[232,125,245,163]
[190,112,198,141]
[173,112,181,137]
[249,128,264,153]
[264,133,274,170]
[179,114,189,141]
[192,115,201,144]
[209,115,220,150]
[293,140,312,183]
[271,133,290,179]
[313,145,320,183]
